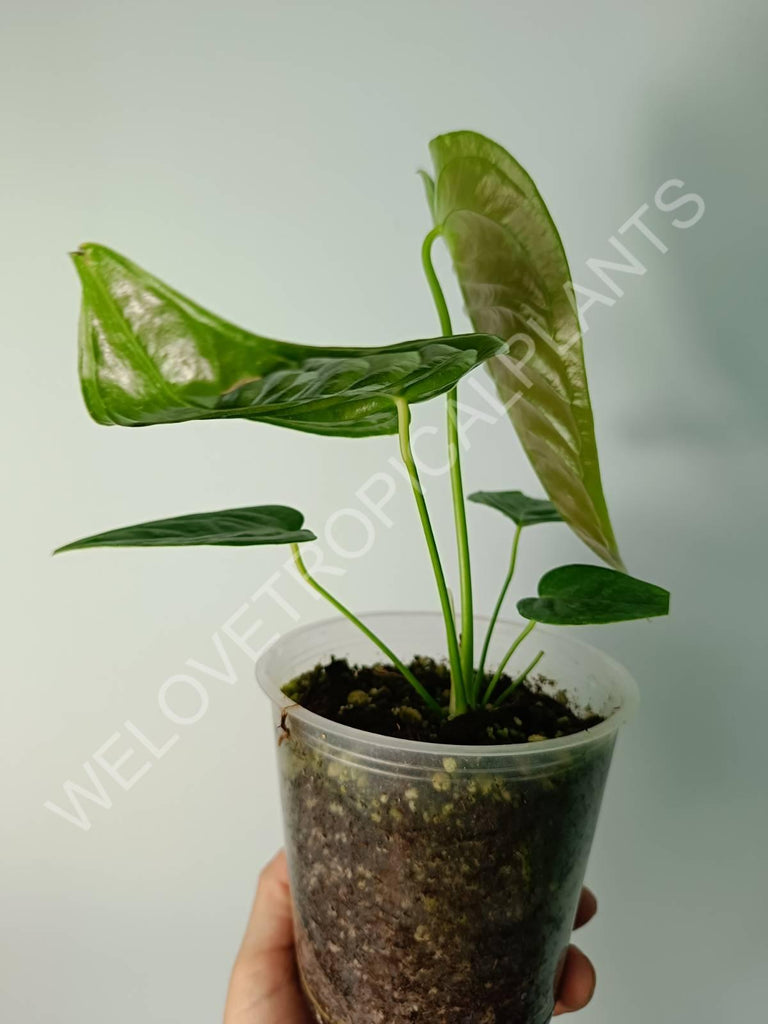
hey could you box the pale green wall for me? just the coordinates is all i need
[2,1,766,1021]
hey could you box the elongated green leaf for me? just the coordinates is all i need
[425,131,623,569]
[468,490,561,527]
[517,564,669,625]
[54,505,315,553]
[73,244,505,437]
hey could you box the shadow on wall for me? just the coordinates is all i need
[631,16,768,446]
[610,13,768,803]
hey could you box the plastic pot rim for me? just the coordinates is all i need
[256,609,639,760]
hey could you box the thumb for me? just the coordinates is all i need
[239,850,295,956]
[224,851,311,1024]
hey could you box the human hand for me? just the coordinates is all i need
[224,851,312,1024]
[224,851,598,1023]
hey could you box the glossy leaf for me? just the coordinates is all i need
[424,131,624,569]
[468,490,561,527]
[54,505,315,553]
[517,564,669,625]
[73,244,505,437]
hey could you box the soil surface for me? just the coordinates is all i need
[283,656,603,744]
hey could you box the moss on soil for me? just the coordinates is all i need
[283,656,603,745]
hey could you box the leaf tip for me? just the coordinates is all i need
[70,242,114,268]
[70,241,97,259]
[515,597,537,622]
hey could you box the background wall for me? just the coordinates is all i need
[3,1,766,1021]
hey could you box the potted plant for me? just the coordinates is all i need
[57,131,669,1024]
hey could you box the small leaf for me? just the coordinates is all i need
[469,490,562,527]
[54,505,315,553]
[72,244,505,436]
[426,131,623,569]
[517,564,669,625]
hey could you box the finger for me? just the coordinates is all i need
[239,850,295,955]
[225,852,311,1024]
[573,887,597,929]
[553,944,596,1015]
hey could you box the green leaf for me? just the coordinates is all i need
[72,244,505,437]
[468,490,562,527]
[54,505,315,553]
[517,564,670,625]
[426,131,624,569]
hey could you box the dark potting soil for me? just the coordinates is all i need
[283,655,603,744]
[278,658,611,1023]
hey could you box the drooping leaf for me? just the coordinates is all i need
[54,505,315,553]
[517,564,669,625]
[72,244,505,436]
[468,490,561,527]
[425,131,624,569]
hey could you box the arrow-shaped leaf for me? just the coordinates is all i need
[424,131,623,569]
[54,505,315,553]
[73,244,505,437]
[469,490,562,527]
[517,564,669,625]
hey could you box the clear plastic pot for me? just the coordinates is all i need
[257,612,638,1024]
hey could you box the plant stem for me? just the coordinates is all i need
[447,390,473,690]
[421,227,474,699]
[474,523,523,695]
[421,227,453,334]
[492,649,545,707]
[481,619,537,705]
[394,396,467,715]
[290,544,441,714]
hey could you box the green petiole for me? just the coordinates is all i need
[290,543,442,714]
[474,523,523,699]
[447,389,473,689]
[394,396,467,715]
[421,227,474,701]
[491,649,545,708]
[482,620,537,705]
